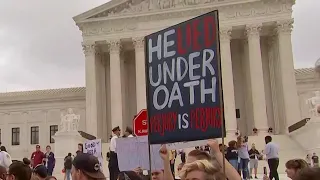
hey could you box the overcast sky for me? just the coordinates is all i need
[0,0,319,92]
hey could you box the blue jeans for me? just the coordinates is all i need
[229,159,238,171]
[239,158,249,179]
[65,169,71,180]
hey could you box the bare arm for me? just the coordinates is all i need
[160,145,175,180]
[208,140,241,180]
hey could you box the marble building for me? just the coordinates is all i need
[0,0,318,161]
[74,0,300,138]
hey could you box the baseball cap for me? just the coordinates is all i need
[73,153,105,179]
[33,164,47,178]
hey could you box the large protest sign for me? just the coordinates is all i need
[145,10,224,144]
[83,139,103,168]
[116,136,163,171]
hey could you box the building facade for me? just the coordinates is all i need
[0,88,86,160]
[1,0,319,160]
[0,68,317,160]
[73,0,300,138]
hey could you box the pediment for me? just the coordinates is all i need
[74,0,233,22]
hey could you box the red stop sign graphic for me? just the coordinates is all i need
[134,109,148,136]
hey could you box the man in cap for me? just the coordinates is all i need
[71,153,106,180]
[109,126,121,180]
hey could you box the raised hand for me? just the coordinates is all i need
[159,145,169,161]
[207,139,220,153]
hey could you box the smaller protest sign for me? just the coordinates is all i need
[116,136,163,171]
[83,139,103,168]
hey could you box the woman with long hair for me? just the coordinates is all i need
[237,135,250,180]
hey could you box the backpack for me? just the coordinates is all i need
[64,156,72,169]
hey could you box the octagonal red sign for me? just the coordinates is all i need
[133,109,148,136]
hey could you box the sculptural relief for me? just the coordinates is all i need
[306,91,320,117]
[59,108,80,132]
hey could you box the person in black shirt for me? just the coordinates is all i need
[226,140,238,171]
[249,143,261,179]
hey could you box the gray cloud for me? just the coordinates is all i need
[0,0,319,92]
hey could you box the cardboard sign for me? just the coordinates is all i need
[145,10,225,144]
[83,139,103,168]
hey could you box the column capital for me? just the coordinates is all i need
[219,27,232,42]
[245,24,262,37]
[107,39,122,53]
[132,37,145,49]
[82,44,97,57]
[276,19,293,35]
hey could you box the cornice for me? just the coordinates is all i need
[0,87,85,104]
[79,0,293,38]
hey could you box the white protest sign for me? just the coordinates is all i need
[116,136,163,171]
[83,139,103,168]
[166,140,208,150]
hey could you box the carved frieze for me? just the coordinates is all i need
[90,0,224,19]
[80,0,293,36]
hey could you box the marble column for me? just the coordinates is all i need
[133,37,147,113]
[276,20,301,128]
[246,25,269,133]
[108,39,124,130]
[82,43,98,136]
[219,28,237,136]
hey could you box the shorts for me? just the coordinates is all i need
[250,159,258,169]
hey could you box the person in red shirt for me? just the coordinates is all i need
[31,145,45,168]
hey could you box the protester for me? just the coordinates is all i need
[225,140,238,170]
[71,153,106,180]
[64,153,73,180]
[237,135,250,179]
[263,159,309,180]
[0,165,6,180]
[76,143,83,156]
[293,167,320,180]
[264,136,280,180]
[179,160,225,180]
[249,143,261,179]
[109,126,121,180]
[33,164,48,180]
[44,145,55,175]
[169,150,177,177]
[23,158,32,168]
[123,127,134,137]
[0,146,12,169]
[118,171,142,180]
[151,170,164,180]
[31,145,45,168]
[159,140,241,180]
[7,161,32,180]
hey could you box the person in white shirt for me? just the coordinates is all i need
[0,146,12,170]
[109,126,121,180]
[264,136,279,180]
